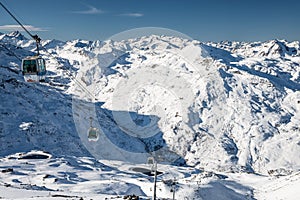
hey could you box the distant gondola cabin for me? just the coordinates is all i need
[88,127,99,142]
[21,56,46,82]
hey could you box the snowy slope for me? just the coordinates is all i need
[0,32,300,199]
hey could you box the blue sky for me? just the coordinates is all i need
[0,0,299,42]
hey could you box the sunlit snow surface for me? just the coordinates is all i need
[0,151,299,199]
[0,31,300,199]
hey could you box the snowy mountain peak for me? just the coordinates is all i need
[258,39,295,57]
[6,31,28,40]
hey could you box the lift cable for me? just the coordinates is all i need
[47,49,96,100]
[0,42,22,61]
[0,1,41,55]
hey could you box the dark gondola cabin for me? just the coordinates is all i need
[88,127,99,142]
[21,56,46,82]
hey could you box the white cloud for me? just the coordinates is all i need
[72,5,104,14]
[119,13,144,17]
[0,25,48,31]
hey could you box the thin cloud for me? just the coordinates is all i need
[71,5,104,14]
[0,25,48,32]
[119,13,144,17]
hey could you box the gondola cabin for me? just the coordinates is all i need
[21,56,46,82]
[87,127,99,142]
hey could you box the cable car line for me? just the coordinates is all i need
[44,49,96,100]
[0,42,22,61]
[35,42,98,101]
[0,1,41,55]
[37,42,101,141]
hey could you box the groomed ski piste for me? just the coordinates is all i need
[0,31,300,199]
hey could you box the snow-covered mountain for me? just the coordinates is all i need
[1,32,300,173]
[0,32,300,199]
